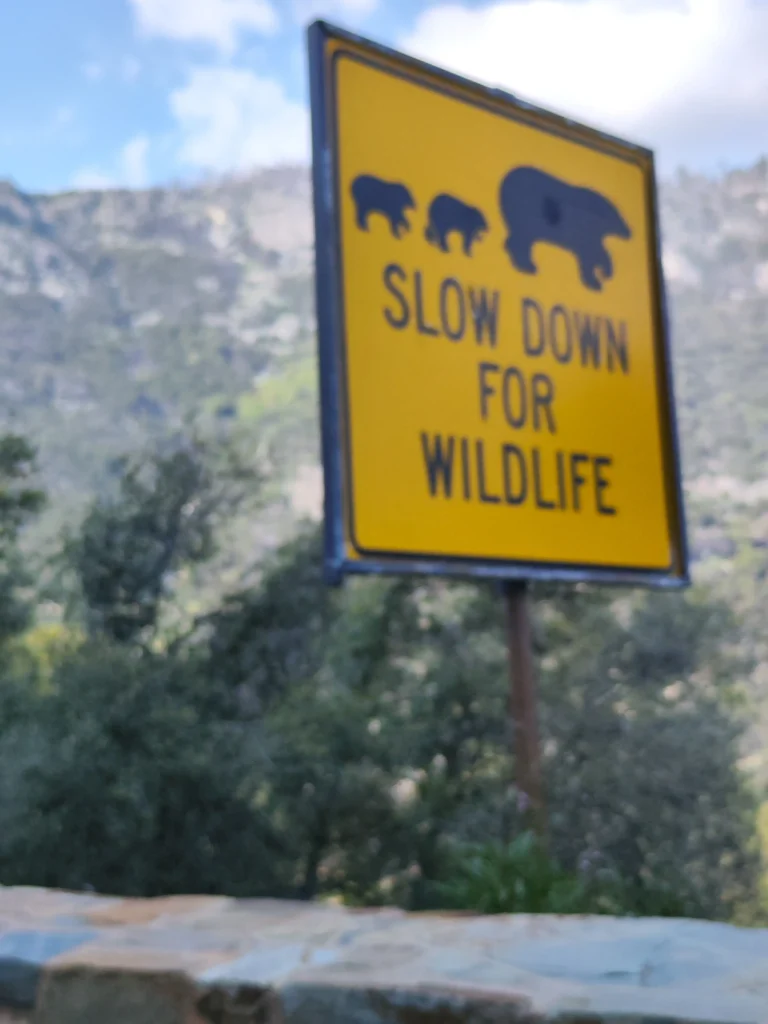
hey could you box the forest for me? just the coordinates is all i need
[0,428,762,922]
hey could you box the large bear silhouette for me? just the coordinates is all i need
[350,174,415,238]
[498,166,631,291]
[425,193,488,256]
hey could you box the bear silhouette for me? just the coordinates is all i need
[498,166,632,291]
[350,174,415,238]
[424,193,488,256]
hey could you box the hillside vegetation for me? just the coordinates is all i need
[0,163,767,913]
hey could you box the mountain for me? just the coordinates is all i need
[3,162,768,753]
[0,168,320,528]
[2,162,767,509]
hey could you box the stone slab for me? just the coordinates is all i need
[0,931,97,1010]
[0,887,764,1022]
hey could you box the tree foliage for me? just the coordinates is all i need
[0,640,286,896]
[0,435,45,649]
[0,437,762,921]
[67,436,259,644]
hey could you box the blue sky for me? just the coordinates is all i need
[1,0,767,194]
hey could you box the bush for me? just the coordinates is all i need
[436,832,701,918]
[0,640,286,897]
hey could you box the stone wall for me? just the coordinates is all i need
[0,887,766,1023]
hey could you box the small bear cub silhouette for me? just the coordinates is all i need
[425,193,488,256]
[350,174,415,238]
[498,166,631,291]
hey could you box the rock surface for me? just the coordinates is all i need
[0,887,766,1023]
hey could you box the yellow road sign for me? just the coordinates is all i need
[308,21,688,586]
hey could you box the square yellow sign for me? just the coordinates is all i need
[309,22,687,585]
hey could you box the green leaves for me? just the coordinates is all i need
[0,434,45,652]
[0,475,760,919]
[0,434,45,546]
[68,435,261,645]
[0,640,284,897]
[437,833,590,915]
[435,833,703,918]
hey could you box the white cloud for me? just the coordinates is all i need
[291,0,378,24]
[71,169,115,190]
[170,67,309,170]
[82,61,104,81]
[122,56,142,82]
[55,107,75,127]
[400,0,768,172]
[120,136,151,187]
[130,0,278,53]
[71,135,151,191]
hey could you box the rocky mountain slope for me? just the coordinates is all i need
[3,162,768,707]
[0,168,319,524]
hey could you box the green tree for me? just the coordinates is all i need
[368,579,512,908]
[0,640,285,897]
[68,436,259,645]
[203,527,338,714]
[200,528,759,917]
[205,526,410,901]
[0,434,45,649]
[0,508,756,915]
[535,583,759,920]
[266,680,399,902]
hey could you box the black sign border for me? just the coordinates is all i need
[308,19,689,589]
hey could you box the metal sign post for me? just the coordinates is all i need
[503,580,546,841]
[308,19,689,840]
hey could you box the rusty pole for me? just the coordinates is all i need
[503,579,547,842]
